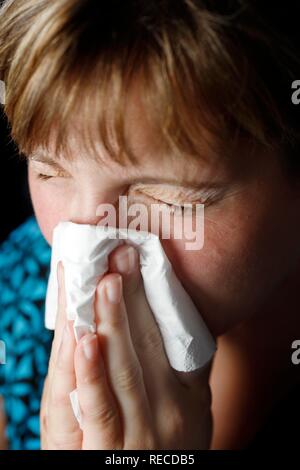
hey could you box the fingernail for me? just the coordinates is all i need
[105,275,122,304]
[82,334,98,361]
[115,246,136,274]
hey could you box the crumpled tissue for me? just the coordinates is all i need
[45,221,216,426]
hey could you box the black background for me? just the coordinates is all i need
[0,110,33,243]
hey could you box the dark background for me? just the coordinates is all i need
[0,109,33,243]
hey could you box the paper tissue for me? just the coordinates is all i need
[45,221,217,425]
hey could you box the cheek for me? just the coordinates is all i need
[161,224,251,335]
[161,194,299,336]
[28,171,66,245]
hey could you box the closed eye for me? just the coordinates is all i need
[36,171,71,181]
[36,173,54,181]
[129,188,200,215]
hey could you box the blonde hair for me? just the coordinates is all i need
[0,0,299,168]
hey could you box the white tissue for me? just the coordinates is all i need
[45,221,216,426]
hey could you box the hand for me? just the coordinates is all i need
[40,245,214,449]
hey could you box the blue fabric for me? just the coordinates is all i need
[0,217,53,450]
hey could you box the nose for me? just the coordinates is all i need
[68,188,123,226]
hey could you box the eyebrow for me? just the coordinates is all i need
[27,151,225,190]
[27,152,61,165]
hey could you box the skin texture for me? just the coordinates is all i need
[13,84,300,448]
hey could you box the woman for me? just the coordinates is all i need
[0,0,300,449]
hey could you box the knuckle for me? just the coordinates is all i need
[171,409,185,434]
[163,405,185,438]
[82,403,118,427]
[105,309,127,331]
[135,325,163,354]
[77,367,104,387]
[50,386,71,408]
[49,430,82,450]
[114,362,143,392]
[55,355,68,373]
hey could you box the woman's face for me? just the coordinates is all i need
[27,91,300,337]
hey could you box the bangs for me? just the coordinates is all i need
[0,0,288,167]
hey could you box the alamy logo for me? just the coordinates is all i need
[291,80,300,105]
[291,339,300,365]
[95,196,205,251]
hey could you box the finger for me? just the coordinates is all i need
[47,320,81,450]
[109,245,176,391]
[41,261,69,449]
[48,261,68,385]
[40,375,49,450]
[74,333,122,450]
[94,273,152,444]
[109,244,214,389]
